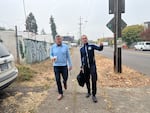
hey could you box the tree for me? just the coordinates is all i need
[122,25,144,46]
[41,29,46,35]
[77,38,81,45]
[0,38,3,42]
[50,16,57,40]
[140,28,150,41]
[26,12,38,33]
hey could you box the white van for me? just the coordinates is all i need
[134,41,150,51]
[0,43,18,90]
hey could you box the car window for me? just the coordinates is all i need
[146,42,150,45]
[0,43,10,58]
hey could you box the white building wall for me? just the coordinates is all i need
[0,31,17,60]
[0,31,53,64]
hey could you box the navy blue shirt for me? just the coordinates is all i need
[80,43,103,67]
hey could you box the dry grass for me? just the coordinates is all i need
[17,59,55,88]
[96,54,150,88]
[2,91,48,113]
[2,59,55,113]
[16,65,37,81]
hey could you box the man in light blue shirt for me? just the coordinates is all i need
[50,35,72,100]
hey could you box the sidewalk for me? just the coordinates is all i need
[37,48,150,113]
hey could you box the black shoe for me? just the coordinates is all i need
[92,96,98,103]
[86,93,91,98]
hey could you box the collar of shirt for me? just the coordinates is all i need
[84,43,88,47]
[56,43,62,47]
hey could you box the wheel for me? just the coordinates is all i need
[140,48,143,51]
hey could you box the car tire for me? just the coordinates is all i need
[140,48,143,51]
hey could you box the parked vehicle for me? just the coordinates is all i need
[62,41,72,49]
[134,41,150,51]
[0,43,18,90]
[71,43,77,47]
[102,42,109,46]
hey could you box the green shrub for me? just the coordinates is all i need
[17,65,37,81]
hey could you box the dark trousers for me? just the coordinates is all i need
[54,66,68,94]
[84,64,97,96]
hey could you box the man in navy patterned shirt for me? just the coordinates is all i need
[80,35,103,103]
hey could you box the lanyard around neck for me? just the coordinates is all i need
[85,45,90,68]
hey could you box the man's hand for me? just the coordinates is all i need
[81,67,84,73]
[68,66,72,71]
[100,42,103,46]
[51,57,57,62]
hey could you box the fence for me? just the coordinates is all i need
[19,39,50,64]
[0,31,52,64]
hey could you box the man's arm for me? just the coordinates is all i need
[50,46,53,59]
[80,48,85,72]
[50,46,56,62]
[80,48,84,67]
[92,44,103,51]
[66,47,72,68]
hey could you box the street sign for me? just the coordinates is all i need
[109,0,115,14]
[106,18,115,33]
[109,0,125,14]
[108,0,126,73]
[106,17,127,34]
[120,19,127,30]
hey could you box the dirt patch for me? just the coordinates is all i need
[96,54,150,88]
[0,59,55,113]
[17,59,55,88]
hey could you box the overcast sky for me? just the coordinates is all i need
[0,0,150,40]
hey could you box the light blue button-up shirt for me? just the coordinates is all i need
[50,43,72,67]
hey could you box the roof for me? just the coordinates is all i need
[18,31,54,43]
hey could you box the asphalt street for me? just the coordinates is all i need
[99,47,150,76]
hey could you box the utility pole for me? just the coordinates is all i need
[79,16,83,45]
[107,0,126,73]
[79,17,82,38]
[23,0,27,19]
[115,0,123,73]
[114,33,117,71]
[15,26,20,64]
[78,17,88,45]
[114,0,119,73]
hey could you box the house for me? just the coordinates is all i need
[62,36,74,43]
